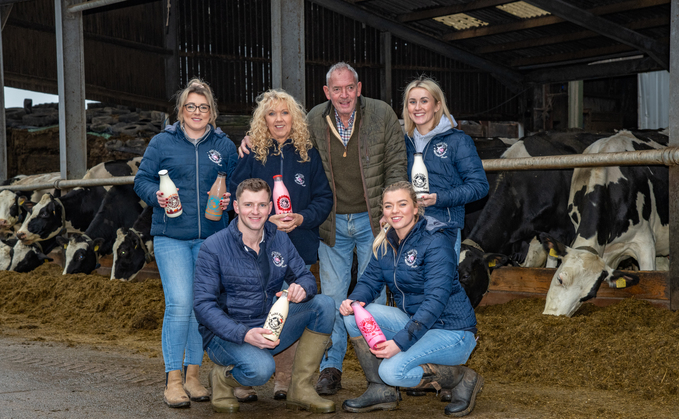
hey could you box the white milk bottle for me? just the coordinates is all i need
[411,153,430,199]
[263,290,289,341]
[158,169,183,218]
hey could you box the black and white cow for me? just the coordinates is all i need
[9,238,55,273]
[0,238,14,270]
[540,130,667,316]
[59,184,145,275]
[15,158,142,245]
[111,206,154,281]
[0,191,33,238]
[458,131,605,306]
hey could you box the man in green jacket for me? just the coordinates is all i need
[308,62,406,395]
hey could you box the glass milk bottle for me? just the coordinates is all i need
[351,301,386,349]
[272,175,293,219]
[158,169,182,218]
[411,153,430,199]
[205,171,227,221]
[264,290,289,341]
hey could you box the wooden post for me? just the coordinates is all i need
[568,80,583,129]
[271,0,305,106]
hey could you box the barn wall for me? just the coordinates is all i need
[4,0,522,120]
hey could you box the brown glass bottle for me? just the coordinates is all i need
[205,172,227,221]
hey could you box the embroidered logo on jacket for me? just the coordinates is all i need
[207,149,223,165]
[404,249,418,267]
[294,173,306,187]
[433,143,448,158]
[272,251,286,268]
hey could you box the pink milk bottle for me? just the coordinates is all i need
[272,175,293,220]
[351,301,386,349]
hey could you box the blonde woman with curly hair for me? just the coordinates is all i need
[230,89,333,400]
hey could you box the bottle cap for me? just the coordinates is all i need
[158,169,168,176]
[273,175,282,179]
[218,171,227,176]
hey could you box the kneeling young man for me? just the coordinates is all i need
[193,178,335,413]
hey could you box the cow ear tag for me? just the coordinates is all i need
[549,248,558,257]
[94,245,100,252]
[488,259,497,268]
[63,244,67,249]
[616,278,626,288]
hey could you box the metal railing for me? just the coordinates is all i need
[2,147,678,193]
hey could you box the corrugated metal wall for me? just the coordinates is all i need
[5,0,167,110]
[4,0,520,119]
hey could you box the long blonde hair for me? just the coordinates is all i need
[402,76,455,137]
[372,181,424,258]
[248,89,311,165]
[175,78,218,128]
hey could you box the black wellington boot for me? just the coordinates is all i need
[341,336,399,413]
[443,366,483,417]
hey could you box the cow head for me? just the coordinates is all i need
[0,191,34,233]
[459,242,510,308]
[9,240,53,273]
[539,232,640,317]
[0,238,15,270]
[111,227,153,281]
[16,193,64,244]
[58,234,105,275]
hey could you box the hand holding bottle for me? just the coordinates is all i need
[206,191,231,210]
[339,298,363,316]
[156,188,179,208]
[417,192,437,208]
[269,213,303,233]
[244,328,280,349]
[279,282,306,303]
[370,340,401,359]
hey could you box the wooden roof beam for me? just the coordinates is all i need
[443,0,669,42]
[524,0,669,69]
[310,0,524,92]
[476,16,669,54]
[397,0,508,23]
[526,56,663,84]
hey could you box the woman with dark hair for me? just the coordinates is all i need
[339,181,482,417]
[134,78,238,408]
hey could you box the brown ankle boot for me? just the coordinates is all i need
[164,370,190,408]
[273,341,298,400]
[183,365,210,402]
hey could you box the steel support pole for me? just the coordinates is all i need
[668,0,679,310]
[271,0,305,106]
[0,7,6,182]
[568,80,583,129]
[55,0,87,180]
[380,31,392,107]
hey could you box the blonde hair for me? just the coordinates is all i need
[175,78,218,128]
[402,76,455,137]
[372,181,423,258]
[248,89,311,165]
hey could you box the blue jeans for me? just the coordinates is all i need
[344,303,476,387]
[318,212,385,372]
[154,235,205,372]
[205,294,335,386]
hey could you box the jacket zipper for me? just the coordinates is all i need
[391,228,415,314]
[195,143,201,238]
[242,238,269,316]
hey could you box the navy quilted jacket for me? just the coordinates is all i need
[134,122,238,240]
[193,219,317,349]
[348,216,476,352]
[406,128,488,227]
